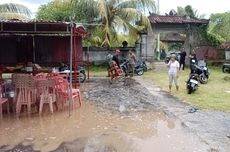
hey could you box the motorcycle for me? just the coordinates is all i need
[120,59,145,76]
[191,60,209,84]
[187,74,199,94]
[56,64,86,83]
[138,60,147,72]
[223,63,230,73]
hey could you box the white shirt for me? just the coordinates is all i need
[168,61,179,75]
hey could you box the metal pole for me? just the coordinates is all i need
[32,35,36,63]
[156,0,160,60]
[69,19,74,117]
[87,42,90,80]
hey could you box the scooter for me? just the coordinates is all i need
[120,59,145,76]
[187,74,199,94]
[191,60,209,84]
[57,64,86,83]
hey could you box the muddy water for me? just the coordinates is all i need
[0,102,209,152]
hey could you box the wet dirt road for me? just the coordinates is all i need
[0,103,209,152]
[0,78,211,152]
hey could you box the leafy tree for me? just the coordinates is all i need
[37,0,156,47]
[71,0,156,47]
[177,5,205,18]
[209,12,230,41]
[184,5,195,17]
[0,3,31,20]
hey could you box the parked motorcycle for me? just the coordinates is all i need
[222,63,230,73]
[57,64,86,83]
[138,60,147,72]
[120,59,145,76]
[187,74,199,94]
[191,60,209,84]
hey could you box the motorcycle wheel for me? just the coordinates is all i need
[78,72,86,83]
[223,67,230,73]
[71,72,86,83]
[199,75,208,84]
[188,87,192,94]
[136,69,144,76]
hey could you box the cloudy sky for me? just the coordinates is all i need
[0,0,230,18]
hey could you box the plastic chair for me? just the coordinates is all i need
[13,74,37,117]
[54,77,81,110]
[109,61,123,80]
[37,79,57,115]
[46,72,60,79]
[0,84,8,119]
[34,73,47,79]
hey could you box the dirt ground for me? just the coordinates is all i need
[83,77,230,152]
[1,77,230,152]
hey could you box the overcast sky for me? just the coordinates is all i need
[0,0,230,18]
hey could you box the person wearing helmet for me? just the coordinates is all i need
[167,54,180,92]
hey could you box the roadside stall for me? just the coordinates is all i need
[0,20,89,118]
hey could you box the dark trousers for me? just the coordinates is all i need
[179,61,185,70]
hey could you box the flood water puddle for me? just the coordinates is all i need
[0,102,209,152]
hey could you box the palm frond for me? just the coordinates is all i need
[0,3,31,18]
[119,7,140,21]
[97,0,108,24]
[0,12,28,20]
[117,0,156,13]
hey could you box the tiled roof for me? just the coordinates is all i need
[161,33,185,42]
[148,14,209,24]
[220,42,230,49]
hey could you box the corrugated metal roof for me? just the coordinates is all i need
[0,19,69,24]
[0,19,88,36]
[148,14,209,24]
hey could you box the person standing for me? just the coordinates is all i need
[179,48,187,70]
[189,49,198,74]
[167,54,180,92]
[112,49,121,68]
[127,49,137,76]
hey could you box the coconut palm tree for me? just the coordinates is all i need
[0,3,31,20]
[72,0,156,46]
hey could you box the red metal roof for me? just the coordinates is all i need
[148,14,209,24]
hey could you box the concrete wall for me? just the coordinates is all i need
[140,32,155,62]
[82,47,135,65]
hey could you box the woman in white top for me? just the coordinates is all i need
[167,54,180,92]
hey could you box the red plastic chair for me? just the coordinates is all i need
[46,72,60,79]
[54,77,81,110]
[34,73,47,79]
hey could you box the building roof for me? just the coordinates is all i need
[220,42,230,49]
[161,33,185,42]
[148,14,209,24]
[0,19,88,37]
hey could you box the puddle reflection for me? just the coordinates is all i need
[0,102,208,152]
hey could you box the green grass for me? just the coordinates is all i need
[144,67,230,112]
[89,65,107,77]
